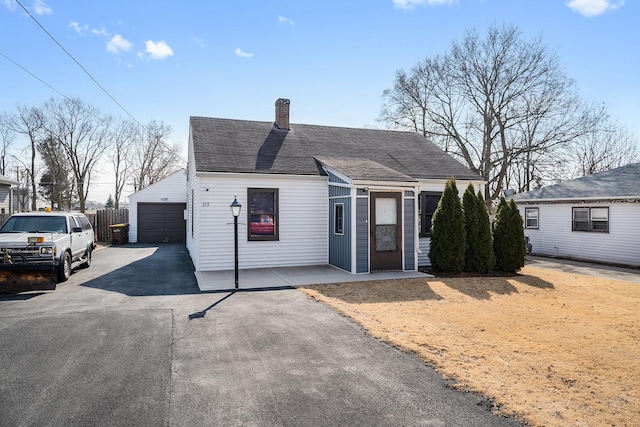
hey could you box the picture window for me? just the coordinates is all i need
[248,188,279,241]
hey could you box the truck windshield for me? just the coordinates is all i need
[0,216,68,233]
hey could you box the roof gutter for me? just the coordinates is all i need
[352,179,418,188]
[515,195,640,204]
[195,171,327,180]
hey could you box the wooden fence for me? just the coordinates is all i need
[0,209,129,243]
[87,209,129,243]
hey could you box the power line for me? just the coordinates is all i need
[0,51,69,101]
[14,0,146,130]
[1,51,128,132]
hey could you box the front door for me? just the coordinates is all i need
[370,192,402,271]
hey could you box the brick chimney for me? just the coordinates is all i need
[274,98,290,130]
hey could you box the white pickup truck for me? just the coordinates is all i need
[0,212,95,293]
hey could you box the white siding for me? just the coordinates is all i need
[186,137,200,269]
[519,202,640,267]
[194,174,328,271]
[0,186,10,214]
[128,169,187,243]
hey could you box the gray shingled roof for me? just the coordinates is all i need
[315,156,418,182]
[190,117,480,181]
[514,162,640,201]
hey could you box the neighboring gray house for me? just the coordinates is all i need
[514,162,640,267]
[186,98,483,285]
[0,174,19,215]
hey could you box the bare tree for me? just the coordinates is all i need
[43,97,110,212]
[379,24,607,203]
[569,123,639,177]
[131,120,182,191]
[5,105,44,211]
[108,118,137,209]
[37,136,76,210]
[0,113,16,176]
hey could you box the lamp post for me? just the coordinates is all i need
[230,197,242,289]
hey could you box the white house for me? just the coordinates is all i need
[128,169,187,243]
[514,162,640,267]
[185,98,484,286]
[0,174,18,215]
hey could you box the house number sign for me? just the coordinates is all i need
[201,202,210,207]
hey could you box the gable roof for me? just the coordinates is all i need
[514,162,640,202]
[190,117,480,182]
[128,169,186,198]
[315,156,417,183]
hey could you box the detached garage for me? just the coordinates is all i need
[128,169,187,243]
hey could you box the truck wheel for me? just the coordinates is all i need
[57,252,71,282]
[81,249,92,269]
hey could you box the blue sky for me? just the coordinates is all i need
[1,0,638,203]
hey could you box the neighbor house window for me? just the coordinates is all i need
[418,192,442,237]
[525,207,539,229]
[248,188,279,241]
[334,203,344,235]
[572,207,609,233]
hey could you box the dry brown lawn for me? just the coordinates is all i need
[299,265,640,427]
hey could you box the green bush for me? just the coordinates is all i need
[462,185,495,273]
[493,198,526,272]
[430,177,465,273]
[475,191,496,273]
[462,184,479,272]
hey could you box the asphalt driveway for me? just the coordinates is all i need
[0,244,521,426]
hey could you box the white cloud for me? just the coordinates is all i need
[278,15,295,26]
[566,0,624,16]
[392,0,455,9]
[33,0,51,15]
[142,40,174,60]
[68,21,89,35]
[91,26,111,37]
[234,48,254,58]
[106,34,133,54]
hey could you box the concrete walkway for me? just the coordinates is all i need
[526,255,640,284]
[196,264,430,291]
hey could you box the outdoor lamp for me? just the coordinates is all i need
[230,197,242,217]
[230,196,241,289]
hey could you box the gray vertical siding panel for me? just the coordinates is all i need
[329,186,351,197]
[329,198,351,271]
[404,198,415,270]
[329,174,348,184]
[356,198,369,273]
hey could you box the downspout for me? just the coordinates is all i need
[414,184,421,271]
[350,185,357,273]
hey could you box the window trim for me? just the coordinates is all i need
[572,206,609,233]
[525,207,539,229]
[334,203,344,235]
[247,188,279,241]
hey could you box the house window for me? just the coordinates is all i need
[248,188,279,241]
[525,208,539,229]
[572,207,609,233]
[334,203,344,235]
[418,192,442,237]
